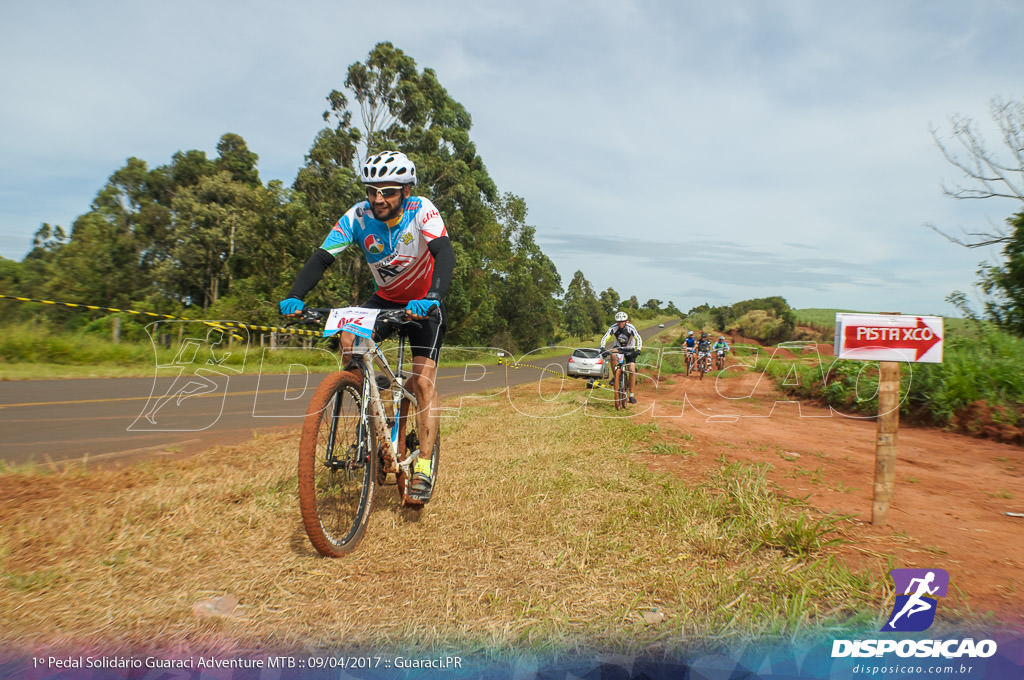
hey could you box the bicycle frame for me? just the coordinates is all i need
[296,306,422,478]
[602,347,636,409]
[347,330,421,481]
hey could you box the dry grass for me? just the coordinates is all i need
[0,381,880,658]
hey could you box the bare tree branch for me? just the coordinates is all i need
[930,97,1024,248]
[925,222,1012,248]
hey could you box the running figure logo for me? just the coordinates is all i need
[882,568,950,632]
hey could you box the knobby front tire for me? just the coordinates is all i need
[298,371,379,557]
[614,367,627,410]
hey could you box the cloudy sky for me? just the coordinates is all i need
[2,0,1022,317]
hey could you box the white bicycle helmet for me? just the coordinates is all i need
[614,311,628,322]
[361,151,417,184]
[687,330,694,336]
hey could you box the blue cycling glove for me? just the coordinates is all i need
[405,298,440,317]
[279,297,305,315]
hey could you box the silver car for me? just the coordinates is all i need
[567,347,605,379]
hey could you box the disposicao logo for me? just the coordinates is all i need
[831,568,998,660]
[882,568,949,632]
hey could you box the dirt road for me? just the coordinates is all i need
[628,363,1024,627]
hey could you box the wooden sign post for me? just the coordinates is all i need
[872,361,901,525]
[834,314,944,526]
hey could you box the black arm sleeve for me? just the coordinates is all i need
[287,248,336,300]
[426,236,455,300]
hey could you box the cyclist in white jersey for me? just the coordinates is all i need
[279,151,454,504]
[599,311,643,403]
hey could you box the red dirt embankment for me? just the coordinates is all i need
[631,363,1024,627]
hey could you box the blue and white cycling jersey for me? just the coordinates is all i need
[321,196,447,303]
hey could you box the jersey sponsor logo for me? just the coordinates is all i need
[421,209,440,224]
[378,255,433,299]
[376,254,416,282]
[363,234,384,255]
[401,232,414,245]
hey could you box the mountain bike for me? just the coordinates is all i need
[291,306,441,557]
[714,348,727,371]
[684,348,696,376]
[696,349,711,380]
[602,347,638,410]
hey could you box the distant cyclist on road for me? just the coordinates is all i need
[599,311,643,403]
[278,150,454,504]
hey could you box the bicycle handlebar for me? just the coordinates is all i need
[600,347,640,359]
[285,306,435,332]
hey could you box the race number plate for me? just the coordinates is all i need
[323,307,380,340]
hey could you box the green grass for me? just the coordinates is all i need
[0,321,513,379]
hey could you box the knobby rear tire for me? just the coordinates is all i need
[298,371,378,557]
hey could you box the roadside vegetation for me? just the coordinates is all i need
[753,324,1023,445]
[667,300,1024,445]
[1,381,884,657]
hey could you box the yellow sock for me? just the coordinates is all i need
[414,457,432,476]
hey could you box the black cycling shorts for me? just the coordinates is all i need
[364,294,447,363]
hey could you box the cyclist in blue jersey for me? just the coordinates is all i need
[279,151,454,504]
[599,311,643,403]
[683,330,697,360]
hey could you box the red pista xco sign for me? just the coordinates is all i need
[834,313,944,363]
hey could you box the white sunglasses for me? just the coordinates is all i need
[366,185,404,199]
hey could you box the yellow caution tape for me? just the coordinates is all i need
[0,294,319,339]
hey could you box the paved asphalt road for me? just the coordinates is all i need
[0,321,676,465]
